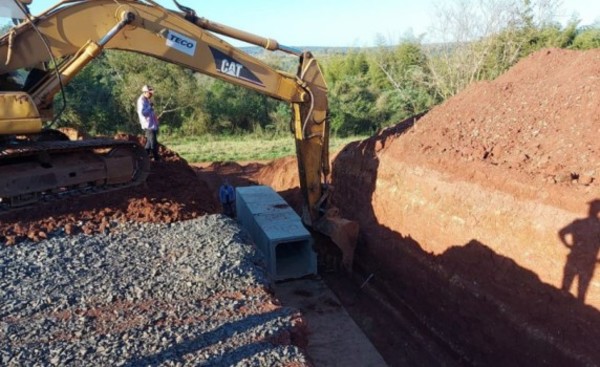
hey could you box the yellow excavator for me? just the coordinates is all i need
[0,0,357,266]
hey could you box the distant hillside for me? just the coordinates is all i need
[239,46,360,57]
[239,44,446,58]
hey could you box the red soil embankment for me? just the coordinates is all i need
[330,48,600,365]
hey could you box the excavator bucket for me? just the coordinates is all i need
[314,207,359,272]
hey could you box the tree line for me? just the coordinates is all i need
[50,0,599,138]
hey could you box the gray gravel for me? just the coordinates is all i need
[0,215,309,366]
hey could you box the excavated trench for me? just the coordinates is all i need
[1,48,600,365]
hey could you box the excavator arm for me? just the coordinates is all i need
[0,0,357,268]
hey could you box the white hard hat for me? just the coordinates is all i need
[142,85,154,93]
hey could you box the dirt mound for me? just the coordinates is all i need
[401,48,600,188]
[0,135,217,245]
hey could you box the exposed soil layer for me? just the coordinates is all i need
[330,48,600,365]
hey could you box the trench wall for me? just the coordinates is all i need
[330,140,600,365]
[373,157,600,306]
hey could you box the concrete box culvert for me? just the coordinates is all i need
[236,185,317,281]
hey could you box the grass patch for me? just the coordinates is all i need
[161,134,368,163]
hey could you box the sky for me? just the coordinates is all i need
[4,0,600,47]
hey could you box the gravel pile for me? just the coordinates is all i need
[0,215,310,366]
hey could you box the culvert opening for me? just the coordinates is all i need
[275,239,314,280]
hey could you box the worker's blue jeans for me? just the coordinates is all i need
[144,129,159,161]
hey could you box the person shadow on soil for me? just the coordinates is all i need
[559,199,600,302]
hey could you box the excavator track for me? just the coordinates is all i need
[0,138,151,212]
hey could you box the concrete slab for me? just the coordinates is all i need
[274,278,388,367]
